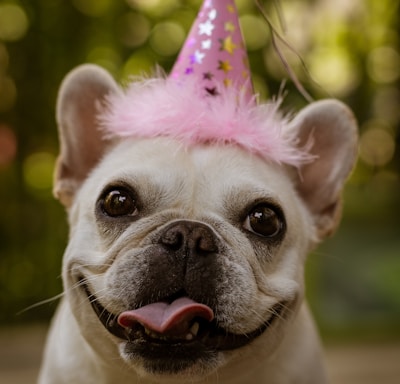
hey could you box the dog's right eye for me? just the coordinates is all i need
[101,188,138,217]
[243,203,284,238]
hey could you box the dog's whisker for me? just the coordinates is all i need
[278,302,295,319]
[17,292,65,315]
[71,275,103,290]
[68,264,113,277]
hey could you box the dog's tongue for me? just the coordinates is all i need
[118,297,214,334]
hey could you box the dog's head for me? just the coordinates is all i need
[54,65,357,380]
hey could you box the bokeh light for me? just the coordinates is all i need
[372,86,400,125]
[359,121,396,167]
[0,124,17,167]
[23,152,56,191]
[87,46,122,74]
[126,0,179,17]
[116,12,151,48]
[277,0,312,52]
[121,51,155,79]
[307,47,360,96]
[72,0,112,17]
[367,46,400,84]
[0,4,29,41]
[240,14,270,51]
[149,21,185,57]
[126,0,161,10]
[0,76,17,112]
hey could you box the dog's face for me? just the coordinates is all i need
[54,65,358,381]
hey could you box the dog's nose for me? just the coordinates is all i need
[160,221,219,256]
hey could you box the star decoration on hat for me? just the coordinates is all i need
[170,0,254,101]
[223,78,232,87]
[199,19,215,36]
[205,86,219,96]
[202,39,212,50]
[220,35,238,54]
[208,9,217,20]
[227,4,235,13]
[218,60,233,73]
[225,21,236,32]
[191,50,205,64]
[188,37,196,47]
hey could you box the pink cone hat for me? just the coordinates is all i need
[99,0,315,167]
[170,0,254,102]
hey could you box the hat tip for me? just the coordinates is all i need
[169,0,255,103]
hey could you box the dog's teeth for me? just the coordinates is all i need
[186,322,200,340]
[143,323,200,341]
[145,327,158,338]
[190,322,200,337]
[108,319,115,327]
[144,327,168,340]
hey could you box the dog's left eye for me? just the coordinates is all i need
[101,188,138,217]
[244,204,283,238]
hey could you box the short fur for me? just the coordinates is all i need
[39,64,358,384]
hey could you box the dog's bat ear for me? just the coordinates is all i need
[53,64,120,207]
[291,99,358,240]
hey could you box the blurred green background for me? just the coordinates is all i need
[0,0,399,342]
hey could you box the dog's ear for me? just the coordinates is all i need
[54,64,120,207]
[290,99,358,240]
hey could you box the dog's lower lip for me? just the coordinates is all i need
[81,281,286,350]
[81,282,126,339]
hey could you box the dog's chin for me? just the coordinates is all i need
[119,337,221,379]
[81,282,287,376]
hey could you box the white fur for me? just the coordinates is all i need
[39,65,358,384]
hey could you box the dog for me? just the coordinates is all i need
[38,64,358,383]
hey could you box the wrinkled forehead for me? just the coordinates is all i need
[82,137,295,208]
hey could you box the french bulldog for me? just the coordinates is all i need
[38,64,358,384]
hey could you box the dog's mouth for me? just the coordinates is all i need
[82,282,285,352]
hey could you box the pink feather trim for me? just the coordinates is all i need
[98,77,314,167]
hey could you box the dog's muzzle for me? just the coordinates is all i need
[80,220,287,372]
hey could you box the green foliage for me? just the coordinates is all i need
[0,0,399,338]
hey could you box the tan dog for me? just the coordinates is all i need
[38,65,358,384]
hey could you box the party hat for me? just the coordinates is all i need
[100,0,315,168]
[170,0,254,102]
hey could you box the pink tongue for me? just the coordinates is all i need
[118,297,214,334]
